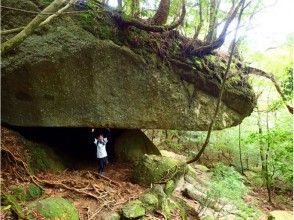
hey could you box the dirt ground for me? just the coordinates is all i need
[1,127,146,219]
[1,127,292,220]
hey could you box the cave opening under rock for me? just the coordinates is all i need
[9,126,123,168]
[5,125,161,171]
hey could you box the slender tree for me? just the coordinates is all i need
[186,0,246,164]
[238,124,244,175]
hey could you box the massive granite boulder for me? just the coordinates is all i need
[1,1,256,130]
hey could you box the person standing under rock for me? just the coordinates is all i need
[92,129,108,175]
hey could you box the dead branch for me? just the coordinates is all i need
[41,0,76,26]
[1,27,25,35]
[1,0,70,54]
[246,66,293,114]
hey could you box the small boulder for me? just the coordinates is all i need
[133,154,185,186]
[182,183,206,201]
[29,197,79,220]
[195,164,210,172]
[268,210,293,220]
[141,193,159,208]
[122,200,146,219]
[101,211,121,220]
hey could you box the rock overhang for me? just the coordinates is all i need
[1,3,256,131]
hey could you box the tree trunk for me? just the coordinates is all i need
[256,107,266,186]
[118,0,122,10]
[186,0,246,164]
[238,124,244,175]
[150,0,170,25]
[265,100,272,203]
[206,0,220,43]
[131,0,140,17]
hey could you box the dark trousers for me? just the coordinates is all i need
[98,157,107,174]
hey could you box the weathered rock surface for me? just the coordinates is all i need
[114,129,161,163]
[1,0,256,130]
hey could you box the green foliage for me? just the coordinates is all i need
[210,164,247,201]
[199,164,259,219]
[245,125,293,189]
[281,67,293,99]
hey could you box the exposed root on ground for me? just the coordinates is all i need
[1,127,146,219]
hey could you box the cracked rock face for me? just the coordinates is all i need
[1,11,256,130]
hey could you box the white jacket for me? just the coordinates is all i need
[94,138,108,158]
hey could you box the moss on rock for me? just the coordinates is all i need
[114,129,161,163]
[122,200,146,219]
[26,142,65,174]
[29,197,79,220]
[133,154,185,186]
[141,193,159,211]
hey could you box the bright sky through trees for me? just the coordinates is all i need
[245,0,293,52]
[108,0,293,52]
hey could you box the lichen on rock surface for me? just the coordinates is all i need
[1,0,256,130]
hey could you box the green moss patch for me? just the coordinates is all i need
[122,200,146,219]
[29,197,79,220]
[133,154,185,186]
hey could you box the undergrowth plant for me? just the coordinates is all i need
[198,163,260,219]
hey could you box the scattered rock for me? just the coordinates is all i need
[122,200,146,219]
[141,193,159,207]
[182,183,206,202]
[101,211,121,220]
[195,164,210,172]
[29,197,79,220]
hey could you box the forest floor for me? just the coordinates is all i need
[1,127,292,219]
